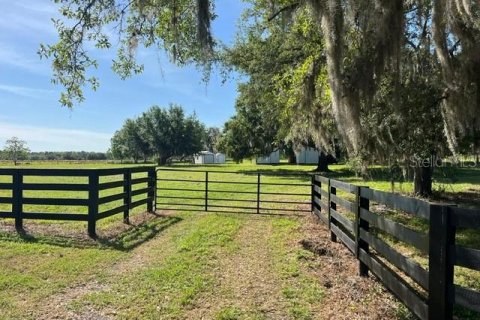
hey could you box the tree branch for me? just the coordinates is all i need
[268,3,300,22]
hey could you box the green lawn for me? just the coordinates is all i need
[0,160,479,319]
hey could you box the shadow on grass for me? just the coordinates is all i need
[0,213,182,251]
[97,214,182,251]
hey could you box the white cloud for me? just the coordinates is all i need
[0,122,111,152]
[0,43,51,75]
[0,84,55,99]
[13,0,57,14]
[0,1,58,35]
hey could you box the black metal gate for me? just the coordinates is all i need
[155,168,312,214]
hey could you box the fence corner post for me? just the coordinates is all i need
[147,168,155,213]
[88,171,99,238]
[357,186,369,277]
[428,204,455,320]
[123,169,132,223]
[13,169,23,231]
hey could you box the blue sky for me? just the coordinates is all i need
[0,0,245,152]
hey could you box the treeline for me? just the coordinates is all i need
[0,151,107,161]
[29,151,108,161]
[0,150,110,161]
[110,104,221,164]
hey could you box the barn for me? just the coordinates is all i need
[214,153,226,164]
[295,147,320,164]
[256,150,280,164]
[194,151,215,164]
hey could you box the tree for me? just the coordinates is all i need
[46,0,480,196]
[110,105,205,164]
[110,130,128,162]
[223,4,337,168]
[139,104,205,165]
[118,118,152,163]
[217,116,253,163]
[204,127,221,153]
[3,137,30,166]
[40,0,215,108]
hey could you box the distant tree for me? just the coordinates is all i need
[217,116,253,163]
[110,130,127,163]
[29,151,107,161]
[134,116,153,162]
[216,84,280,163]
[3,137,29,166]
[111,104,205,165]
[204,127,221,152]
[118,119,152,163]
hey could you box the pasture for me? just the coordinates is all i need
[0,161,479,319]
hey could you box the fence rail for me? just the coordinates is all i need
[312,174,480,320]
[0,167,156,236]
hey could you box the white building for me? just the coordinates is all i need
[214,153,226,164]
[256,150,280,164]
[295,147,320,164]
[194,151,215,164]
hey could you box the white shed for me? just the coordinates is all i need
[194,151,215,164]
[214,153,226,164]
[256,150,280,164]
[295,147,320,164]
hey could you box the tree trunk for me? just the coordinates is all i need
[157,155,168,165]
[285,147,296,164]
[414,160,433,197]
[315,151,329,172]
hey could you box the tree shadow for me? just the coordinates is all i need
[0,213,182,251]
[97,214,182,251]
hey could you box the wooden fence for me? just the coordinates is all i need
[311,175,480,320]
[0,167,156,237]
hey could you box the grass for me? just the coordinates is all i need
[0,211,326,319]
[0,160,479,319]
[0,161,324,319]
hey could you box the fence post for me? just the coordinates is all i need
[88,171,99,238]
[428,204,454,320]
[311,175,315,213]
[123,169,131,223]
[330,184,337,242]
[147,168,155,213]
[257,173,261,214]
[357,186,369,277]
[13,170,23,231]
[205,171,208,211]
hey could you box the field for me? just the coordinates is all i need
[0,161,479,319]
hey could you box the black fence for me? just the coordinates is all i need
[156,168,311,214]
[312,175,480,320]
[1,166,478,319]
[0,167,156,237]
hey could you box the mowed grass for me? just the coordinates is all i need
[0,211,324,319]
[0,161,323,319]
[0,160,479,319]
